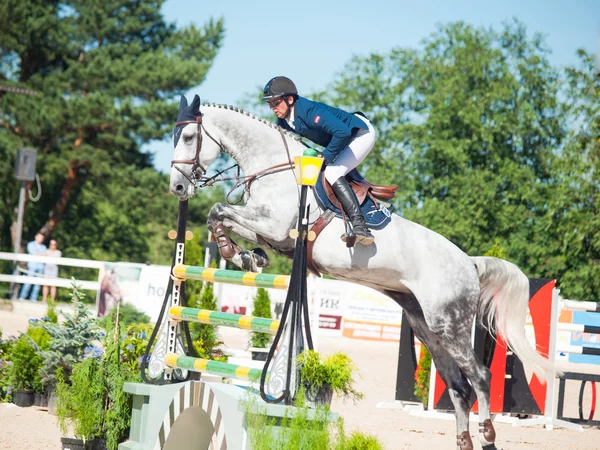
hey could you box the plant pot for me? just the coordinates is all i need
[60,437,106,450]
[13,389,34,407]
[304,383,333,408]
[34,392,48,408]
[251,348,269,361]
[47,384,58,415]
[61,437,85,450]
[87,438,107,450]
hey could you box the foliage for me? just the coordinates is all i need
[244,395,383,450]
[39,284,104,387]
[190,282,228,362]
[250,288,272,349]
[184,238,228,362]
[245,395,332,450]
[0,331,16,401]
[6,334,43,391]
[414,346,432,407]
[46,300,59,324]
[0,0,224,264]
[100,302,150,331]
[342,431,384,450]
[297,350,363,402]
[56,303,134,449]
[121,322,153,377]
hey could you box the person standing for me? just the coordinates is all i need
[18,233,47,301]
[42,239,62,303]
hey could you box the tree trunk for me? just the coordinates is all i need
[38,160,89,238]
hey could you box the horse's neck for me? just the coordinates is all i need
[206,106,303,175]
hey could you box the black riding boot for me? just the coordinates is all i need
[332,177,375,245]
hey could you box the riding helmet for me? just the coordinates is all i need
[262,76,298,100]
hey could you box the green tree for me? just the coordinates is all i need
[541,50,600,300]
[322,21,568,277]
[0,0,224,264]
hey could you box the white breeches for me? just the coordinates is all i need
[324,114,377,184]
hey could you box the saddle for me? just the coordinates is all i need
[321,169,398,211]
[308,169,399,276]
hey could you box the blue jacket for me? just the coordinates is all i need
[277,96,368,164]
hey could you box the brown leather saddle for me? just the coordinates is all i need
[307,175,399,276]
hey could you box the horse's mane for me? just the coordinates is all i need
[203,103,304,143]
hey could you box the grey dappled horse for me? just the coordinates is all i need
[169,95,554,450]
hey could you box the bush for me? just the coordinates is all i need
[297,351,363,402]
[414,345,431,407]
[7,335,43,391]
[250,288,272,349]
[244,395,383,450]
[0,332,16,401]
[57,303,134,449]
[190,283,228,362]
[121,322,153,377]
[39,283,104,387]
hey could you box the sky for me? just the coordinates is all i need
[147,0,600,173]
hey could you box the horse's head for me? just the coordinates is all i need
[170,95,222,199]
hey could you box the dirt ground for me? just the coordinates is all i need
[1,300,600,450]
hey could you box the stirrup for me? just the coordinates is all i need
[341,229,374,246]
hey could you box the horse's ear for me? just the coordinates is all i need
[191,94,201,114]
[179,96,188,110]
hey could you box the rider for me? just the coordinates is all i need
[263,76,376,246]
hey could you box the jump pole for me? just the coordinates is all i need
[169,306,280,334]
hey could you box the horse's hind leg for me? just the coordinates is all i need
[399,306,476,450]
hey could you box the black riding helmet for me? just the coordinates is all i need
[262,76,298,101]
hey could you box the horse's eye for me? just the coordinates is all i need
[183,134,194,144]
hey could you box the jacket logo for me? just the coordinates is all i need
[314,116,321,124]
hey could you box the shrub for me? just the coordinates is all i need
[414,345,431,407]
[7,335,43,391]
[190,283,228,362]
[39,283,104,387]
[297,351,363,402]
[250,288,273,349]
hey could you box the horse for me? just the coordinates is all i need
[169,94,554,450]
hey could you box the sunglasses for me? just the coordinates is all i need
[267,98,284,108]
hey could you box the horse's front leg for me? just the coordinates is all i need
[207,203,291,271]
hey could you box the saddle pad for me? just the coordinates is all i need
[314,172,393,229]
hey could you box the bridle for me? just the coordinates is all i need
[170,114,222,185]
[170,113,303,203]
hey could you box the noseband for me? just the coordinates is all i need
[170,114,223,185]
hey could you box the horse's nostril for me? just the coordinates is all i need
[176,184,185,193]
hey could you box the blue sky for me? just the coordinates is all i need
[148,0,600,173]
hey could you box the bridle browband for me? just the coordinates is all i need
[170,113,301,203]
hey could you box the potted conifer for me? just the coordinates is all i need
[56,301,133,450]
[249,288,272,361]
[39,283,104,415]
[6,334,42,407]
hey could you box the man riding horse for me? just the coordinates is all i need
[263,76,376,245]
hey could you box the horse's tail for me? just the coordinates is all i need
[471,256,555,380]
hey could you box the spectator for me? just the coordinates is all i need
[18,233,47,301]
[42,239,61,303]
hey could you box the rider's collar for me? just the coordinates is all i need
[285,106,295,130]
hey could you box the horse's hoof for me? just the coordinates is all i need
[481,444,498,450]
[479,419,496,445]
[240,251,258,272]
[250,248,271,268]
[456,432,474,450]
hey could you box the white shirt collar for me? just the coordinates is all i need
[285,106,295,130]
